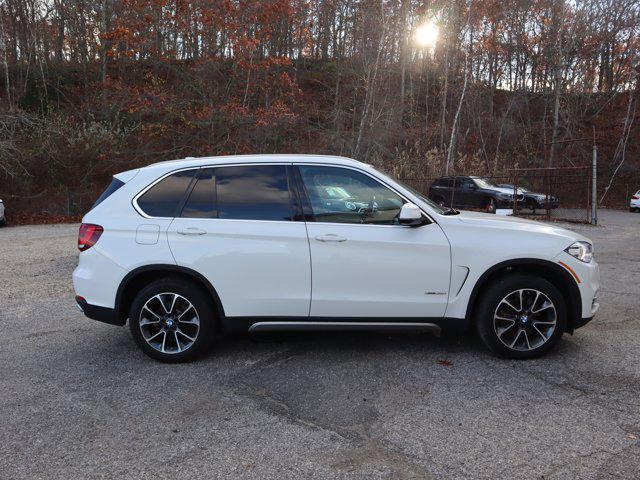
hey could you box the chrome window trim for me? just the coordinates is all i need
[131,160,436,225]
[132,162,292,220]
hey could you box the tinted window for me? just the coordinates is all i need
[92,177,125,210]
[137,170,196,217]
[299,166,405,225]
[460,179,475,189]
[181,165,293,221]
[217,165,292,220]
[182,169,217,218]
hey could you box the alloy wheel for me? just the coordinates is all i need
[139,292,200,354]
[493,289,557,351]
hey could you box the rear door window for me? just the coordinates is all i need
[181,169,217,218]
[181,165,294,221]
[137,169,196,217]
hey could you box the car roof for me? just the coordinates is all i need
[145,154,367,171]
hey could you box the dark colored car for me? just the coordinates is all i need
[497,184,559,212]
[428,176,524,213]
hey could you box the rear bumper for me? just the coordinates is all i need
[75,296,124,326]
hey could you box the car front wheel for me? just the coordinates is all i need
[129,278,216,362]
[475,274,566,359]
[484,198,497,214]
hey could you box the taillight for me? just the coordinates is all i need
[78,223,103,251]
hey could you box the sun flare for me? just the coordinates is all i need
[414,22,439,48]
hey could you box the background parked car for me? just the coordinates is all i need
[0,199,5,226]
[428,176,523,213]
[497,184,559,212]
[630,191,640,212]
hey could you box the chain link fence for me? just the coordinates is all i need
[400,165,596,224]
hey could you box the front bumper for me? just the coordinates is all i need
[75,296,124,326]
[538,198,559,209]
[517,196,559,209]
[574,315,595,329]
[496,198,525,208]
[555,252,600,322]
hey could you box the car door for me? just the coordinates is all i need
[167,164,311,318]
[297,164,451,318]
[456,178,477,208]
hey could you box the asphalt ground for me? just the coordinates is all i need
[1,209,639,479]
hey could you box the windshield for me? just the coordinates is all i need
[369,166,447,214]
[321,185,352,200]
[473,177,499,189]
[500,184,528,192]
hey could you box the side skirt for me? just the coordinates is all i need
[221,317,469,334]
[250,321,440,333]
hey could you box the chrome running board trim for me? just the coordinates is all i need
[248,321,440,333]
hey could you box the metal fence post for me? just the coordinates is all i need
[591,143,598,225]
[591,144,597,225]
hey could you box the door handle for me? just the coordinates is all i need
[177,227,207,236]
[315,234,347,242]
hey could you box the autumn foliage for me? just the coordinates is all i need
[0,0,638,216]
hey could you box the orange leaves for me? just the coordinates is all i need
[254,100,298,127]
[218,97,298,128]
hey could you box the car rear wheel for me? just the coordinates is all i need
[129,278,216,362]
[525,199,537,213]
[475,274,566,359]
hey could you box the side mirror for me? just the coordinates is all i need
[399,203,423,227]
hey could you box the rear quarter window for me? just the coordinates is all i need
[91,177,125,210]
[136,169,196,217]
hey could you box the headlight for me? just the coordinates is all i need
[566,241,593,263]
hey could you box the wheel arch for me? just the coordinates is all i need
[115,264,226,324]
[465,259,582,333]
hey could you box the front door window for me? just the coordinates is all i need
[298,166,405,225]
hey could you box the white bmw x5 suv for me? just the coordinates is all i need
[73,155,600,361]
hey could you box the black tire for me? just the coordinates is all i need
[475,274,567,359]
[0,217,6,227]
[129,278,217,362]
[484,198,497,214]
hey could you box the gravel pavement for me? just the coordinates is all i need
[1,210,639,479]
